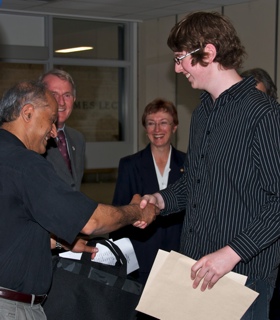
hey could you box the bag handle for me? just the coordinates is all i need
[81,238,127,278]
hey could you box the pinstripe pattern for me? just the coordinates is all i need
[160,77,280,280]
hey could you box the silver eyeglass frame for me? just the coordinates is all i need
[174,48,200,65]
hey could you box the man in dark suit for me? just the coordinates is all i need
[40,69,85,191]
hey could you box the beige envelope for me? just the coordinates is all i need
[136,250,259,320]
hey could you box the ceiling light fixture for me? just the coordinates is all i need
[55,46,94,53]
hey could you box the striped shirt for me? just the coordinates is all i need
[159,76,280,281]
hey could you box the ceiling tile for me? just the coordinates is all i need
[0,0,258,21]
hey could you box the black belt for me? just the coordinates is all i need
[0,288,47,304]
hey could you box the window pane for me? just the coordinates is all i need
[53,18,125,60]
[55,65,124,142]
[0,63,44,93]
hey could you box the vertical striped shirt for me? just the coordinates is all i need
[159,77,280,281]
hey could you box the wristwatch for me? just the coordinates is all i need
[55,240,63,250]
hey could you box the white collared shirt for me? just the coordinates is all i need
[152,145,172,190]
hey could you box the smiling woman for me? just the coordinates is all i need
[111,98,186,289]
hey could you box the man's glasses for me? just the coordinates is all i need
[174,48,200,65]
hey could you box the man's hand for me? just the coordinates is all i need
[53,237,98,260]
[130,194,159,228]
[132,193,163,228]
[140,193,164,210]
[70,238,99,260]
[191,246,241,291]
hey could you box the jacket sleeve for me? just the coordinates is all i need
[112,157,135,206]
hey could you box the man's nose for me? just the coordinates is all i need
[175,63,183,73]
[56,94,66,105]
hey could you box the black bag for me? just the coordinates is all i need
[43,238,143,320]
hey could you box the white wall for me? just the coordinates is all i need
[225,0,276,78]
[138,16,177,150]
[0,13,45,46]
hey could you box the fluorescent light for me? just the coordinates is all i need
[55,46,94,53]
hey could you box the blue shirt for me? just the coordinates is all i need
[160,77,280,281]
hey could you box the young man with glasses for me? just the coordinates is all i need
[140,11,280,320]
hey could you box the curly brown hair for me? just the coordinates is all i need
[167,11,247,70]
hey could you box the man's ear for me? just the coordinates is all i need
[204,43,217,64]
[21,103,35,122]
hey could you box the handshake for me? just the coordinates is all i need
[129,193,163,229]
[67,192,165,258]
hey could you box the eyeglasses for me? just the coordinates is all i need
[174,48,200,65]
[146,120,173,130]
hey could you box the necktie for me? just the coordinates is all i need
[57,130,72,173]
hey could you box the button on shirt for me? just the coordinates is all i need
[159,77,280,280]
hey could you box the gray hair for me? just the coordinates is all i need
[0,80,48,126]
[39,68,76,98]
[241,68,278,100]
